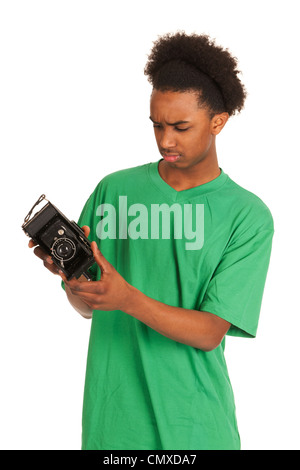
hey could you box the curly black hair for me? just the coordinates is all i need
[144,32,247,117]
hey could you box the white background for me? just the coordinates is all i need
[1,0,299,450]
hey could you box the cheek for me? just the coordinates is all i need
[153,130,161,146]
[184,130,211,153]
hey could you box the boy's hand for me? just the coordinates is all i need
[60,242,133,312]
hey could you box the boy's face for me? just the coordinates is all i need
[150,89,228,171]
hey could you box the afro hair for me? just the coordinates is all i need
[144,32,247,117]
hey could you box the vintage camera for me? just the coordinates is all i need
[22,195,95,280]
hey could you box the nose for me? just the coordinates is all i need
[159,128,177,150]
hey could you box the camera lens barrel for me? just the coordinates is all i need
[51,238,76,261]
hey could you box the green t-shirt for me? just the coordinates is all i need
[73,161,274,450]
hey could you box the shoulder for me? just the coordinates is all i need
[86,163,150,202]
[100,163,149,188]
[223,175,274,234]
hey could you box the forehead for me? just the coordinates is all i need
[150,89,205,121]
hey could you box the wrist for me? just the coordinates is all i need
[121,283,141,315]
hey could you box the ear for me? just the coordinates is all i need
[210,112,229,135]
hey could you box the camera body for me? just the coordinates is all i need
[22,196,95,280]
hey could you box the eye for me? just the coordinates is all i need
[175,127,190,132]
[152,124,190,132]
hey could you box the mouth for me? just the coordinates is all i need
[161,153,181,163]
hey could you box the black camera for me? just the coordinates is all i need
[22,195,95,280]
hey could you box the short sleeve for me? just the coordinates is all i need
[199,228,274,338]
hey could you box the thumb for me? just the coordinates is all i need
[91,241,110,275]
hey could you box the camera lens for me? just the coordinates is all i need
[57,242,71,257]
[51,238,76,262]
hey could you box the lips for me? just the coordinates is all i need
[162,153,181,162]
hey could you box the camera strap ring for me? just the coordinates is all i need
[22,194,48,227]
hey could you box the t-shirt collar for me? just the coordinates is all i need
[148,159,228,202]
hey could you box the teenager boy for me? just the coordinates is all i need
[30,32,274,450]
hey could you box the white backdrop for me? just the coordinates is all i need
[1,0,299,450]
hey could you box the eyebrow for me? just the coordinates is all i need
[149,116,190,126]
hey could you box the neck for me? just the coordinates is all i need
[158,150,220,192]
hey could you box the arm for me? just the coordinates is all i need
[124,286,230,351]
[63,242,231,351]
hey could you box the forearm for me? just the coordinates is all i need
[124,285,230,351]
[61,243,230,347]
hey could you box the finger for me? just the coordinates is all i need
[81,225,90,237]
[59,270,68,282]
[70,291,98,302]
[44,261,60,275]
[68,290,101,309]
[28,239,37,248]
[61,279,95,304]
[33,246,53,264]
[91,241,110,275]
[65,277,101,294]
